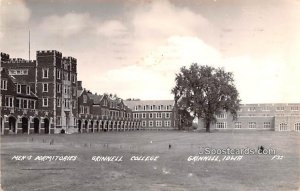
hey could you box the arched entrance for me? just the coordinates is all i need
[78,119,82,133]
[91,121,94,133]
[33,118,39,134]
[21,117,29,133]
[8,116,16,133]
[44,118,50,134]
[96,121,99,132]
[84,120,88,133]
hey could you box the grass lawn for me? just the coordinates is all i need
[1,131,299,191]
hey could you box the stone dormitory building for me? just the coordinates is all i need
[1,51,300,135]
[0,51,141,135]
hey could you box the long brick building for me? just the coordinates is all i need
[1,51,300,134]
[0,51,141,135]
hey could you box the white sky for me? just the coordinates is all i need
[0,0,300,103]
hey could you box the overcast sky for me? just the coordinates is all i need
[1,0,299,103]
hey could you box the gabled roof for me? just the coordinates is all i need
[87,92,104,105]
[124,100,174,110]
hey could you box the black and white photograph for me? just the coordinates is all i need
[0,0,299,190]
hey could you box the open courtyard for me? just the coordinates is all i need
[1,131,299,191]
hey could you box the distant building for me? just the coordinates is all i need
[124,100,178,130]
[198,103,300,131]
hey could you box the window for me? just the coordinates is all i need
[263,122,271,128]
[150,105,153,110]
[57,117,61,125]
[248,107,256,111]
[235,122,241,129]
[17,84,21,93]
[279,123,288,131]
[164,121,171,127]
[156,121,162,127]
[262,106,270,111]
[291,106,299,111]
[5,96,14,107]
[73,101,76,109]
[216,113,226,119]
[43,83,48,92]
[57,69,61,79]
[16,98,20,108]
[1,80,8,90]
[42,68,49,78]
[294,123,300,131]
[165,112,171,118]
[276,106,285,111]
[149,121,153,127]
[142,113,146,118]
[216,122,227,129]
[64,99,70,108]
[57,84,61,93]
[23,99,28,109]
[9,69,28,75]
[149,113,153,118]
[42,98,48,107]
[156,113,162,118]
[83,95,87,103]
[73,87,76,96]
[166,105,170,110]
[249,122,256,129]
[80,106,84,114]
[158,105,161,110]
[57,98,61,107]
[142,121,146,127]
[72,75,76,83]
[26,86,30,95]
[86,106,90,114]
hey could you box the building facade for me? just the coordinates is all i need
[0,51,141,135]
[198,103,300,132]
[76,82,140,133]
[124,100,178,130]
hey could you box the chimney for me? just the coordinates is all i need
[77,81,82,90]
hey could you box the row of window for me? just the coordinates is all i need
[80,105,90,114]
[43,68,76,83]
[245,106,299,112]
[17,84,31,95]
[16,98,36,109]
[133,112,171,119]
[215,122,300,131]
[134,105,172,111]
[141,120,171,127]
[56,84,76,96]
[2,96,36,109]
[8,69,28,76]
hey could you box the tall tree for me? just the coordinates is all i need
[172,64,241,132]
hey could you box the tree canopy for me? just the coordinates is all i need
[172,63,241,132]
